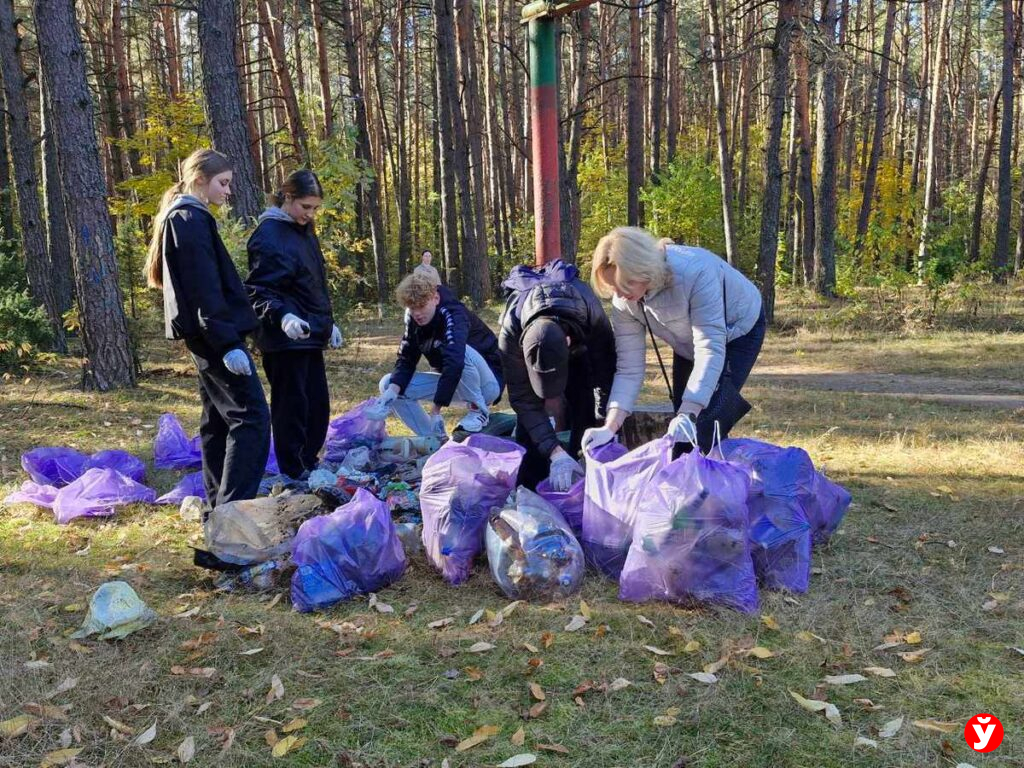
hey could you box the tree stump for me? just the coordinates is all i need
[620,404,674,449]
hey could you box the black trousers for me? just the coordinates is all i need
[187,340,271,509]
[671,310,767,453]
[515,364,601,491]
[262,349,330,479]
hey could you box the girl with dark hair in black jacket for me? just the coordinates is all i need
[245,169,341,480]
[144,148,270,510]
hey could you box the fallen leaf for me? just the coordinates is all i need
[653,662,670,685]
[761,614,780,631]
[682,640,701,654]
[879,716,904,738]
[653,714,678,727]
[180,631,218,651]
[511,727,525,746]
[638,615,656,629]
[987,546,1005,555]
[291,698,322,711]
[429,617,455,629]
[854,698,884,712]
[0,714,38,738]
[196,702,212,715]
[703,657,729,674]
[497,755,537,767]
[456,724,501,752]
[911,719,959,734]
[644,645,673,656]
[527,702,548,718]
[501,601,524,618]
[281,718,307,733]
[264,729,279,748]
[537,743,570,755]
[239,648,264,656]
[897,648,932,663]
[540,632,554,649]
[102,715,134,735]
[789,691,841,726]
[177,735,195,763]
[982,600,998,612]
[266,675,284,704]
[854,737,878,749]
[265,594,282,610]
[936,485,954,494]
[747,646,775,659]
[23,704,66,721]
[134,721,158,746]
[171,666,217,679]
[522,643,539,653]
[824,674,867,685]
[608,678,631,692]
[796,631,827,644]
[579,599,592,619]
[39,748,82,767]
[687,672,718,684]
[904,631,922,645]
[469,642,495,653]
[863,667,896,678]
[368,594,394,614]
[466,666,484,681]
[528,683,545,701]
[468,609,485,625]
[271,734,306,757]
[24,660,51,670]
[564,615,587,632]
[45,678,78,700]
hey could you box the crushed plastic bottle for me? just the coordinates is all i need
[213,560,282,592]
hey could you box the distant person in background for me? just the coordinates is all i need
[144,148,270,509]
[245,169,342,481]
[414,249,442,286]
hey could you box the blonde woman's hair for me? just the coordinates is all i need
[590,227,674,299]
[144,148,232,289]
[395,272,439,308]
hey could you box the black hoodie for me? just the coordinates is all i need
[389,285,503,408]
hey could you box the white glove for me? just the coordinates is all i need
[281,313,310,340]
[329,325,344,349]
[222,349,252,376]
[548,453,583,492]
[581,426,616,453]
[667,412,699,445]
[378,385,399,407]
[429,413,447,438]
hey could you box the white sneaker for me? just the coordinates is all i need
[457,409,489,433]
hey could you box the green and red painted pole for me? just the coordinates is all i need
[527,10,560,266]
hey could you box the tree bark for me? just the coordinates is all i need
[969,88,1002,263]
[0,0,65,349]
[666,0,680,164]
[814,0,839,296]
[627,4,644,226]
[854,0,898,260]
[650,0,667,180]
[35,0,135,389]
[258,0,310,164]
[560,8,590,263]
[757,0,799,322]
[392,2,412,276]
[708,0,737,264]
[993,0,1016,279]
[161,2,181,96]
[916,0,954,281]
[110,0,140,176]
[310,0,333,137]
[40,72,73,319]
[197,0,263,223]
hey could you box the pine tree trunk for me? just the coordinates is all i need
[258,0,309,164]
[35,0,135,389]
[757,0,799,322]
[709,0,737,264]
[993,0,1016,279]
[560,8,590,264]
[110,0,140,176]
[666,0,680,164]
[40,75,73,319]
[917,0,954,281]
[814,0,839,296]
[854,0,898,260]
[650,0,667,180]
[969,89,1002,263]
[627,5,643,226]
[393,1,412,276]
[197,0,263,223]
[0,0,65,350]
[161,3,181,96]
[432,45,460,285]
[311,0,333,137]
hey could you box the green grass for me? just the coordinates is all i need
[2,304,1023,768]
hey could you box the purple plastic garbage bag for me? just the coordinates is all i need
[420,434,525,585]
[3,481,59,509]
[155,472,207,505]
[290,488,407,612]
[153,413,203,470]
[581,438,672,579]
[52,468,157,525]
[21,447,88,487]
[806,472,852,546]
[83,450,146,484]
[536,476,584,538]
[620,450,758,613]
[323,399,388,462]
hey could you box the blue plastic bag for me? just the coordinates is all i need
[291,488,407,612]
[620,450,758,613]
[420,435,525,585]
[323,399,388,462]
[486,487,585,601]
[52,468,157,525]
[155,472,207,505]
[83,450,146,484]
[581,438,673,579]
[153,413,203,470]
[21,447,88,487]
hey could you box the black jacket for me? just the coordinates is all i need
[244,212,335,353]
[498,261,616,457]
[390,285,503,408]
[161,198,258,355]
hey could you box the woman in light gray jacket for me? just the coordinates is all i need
[583,227,766,453]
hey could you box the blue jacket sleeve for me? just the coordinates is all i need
[432,302,469,407]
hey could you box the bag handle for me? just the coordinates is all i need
[638,298,674,407]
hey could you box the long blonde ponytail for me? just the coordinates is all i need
[143,148,232,289]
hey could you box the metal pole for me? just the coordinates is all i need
[528,14,561,265]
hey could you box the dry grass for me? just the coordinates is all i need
[2,303,1023,768]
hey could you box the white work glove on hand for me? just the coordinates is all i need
[378,386,399,407]
[429,412,447,438]
[281,313,311,340]
[222,349,252,376]
[581,426,616,453]
[666,412,699,445]
[548,453,584,492]
[329,325,344,349]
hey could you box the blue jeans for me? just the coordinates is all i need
[378,345,501,436]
